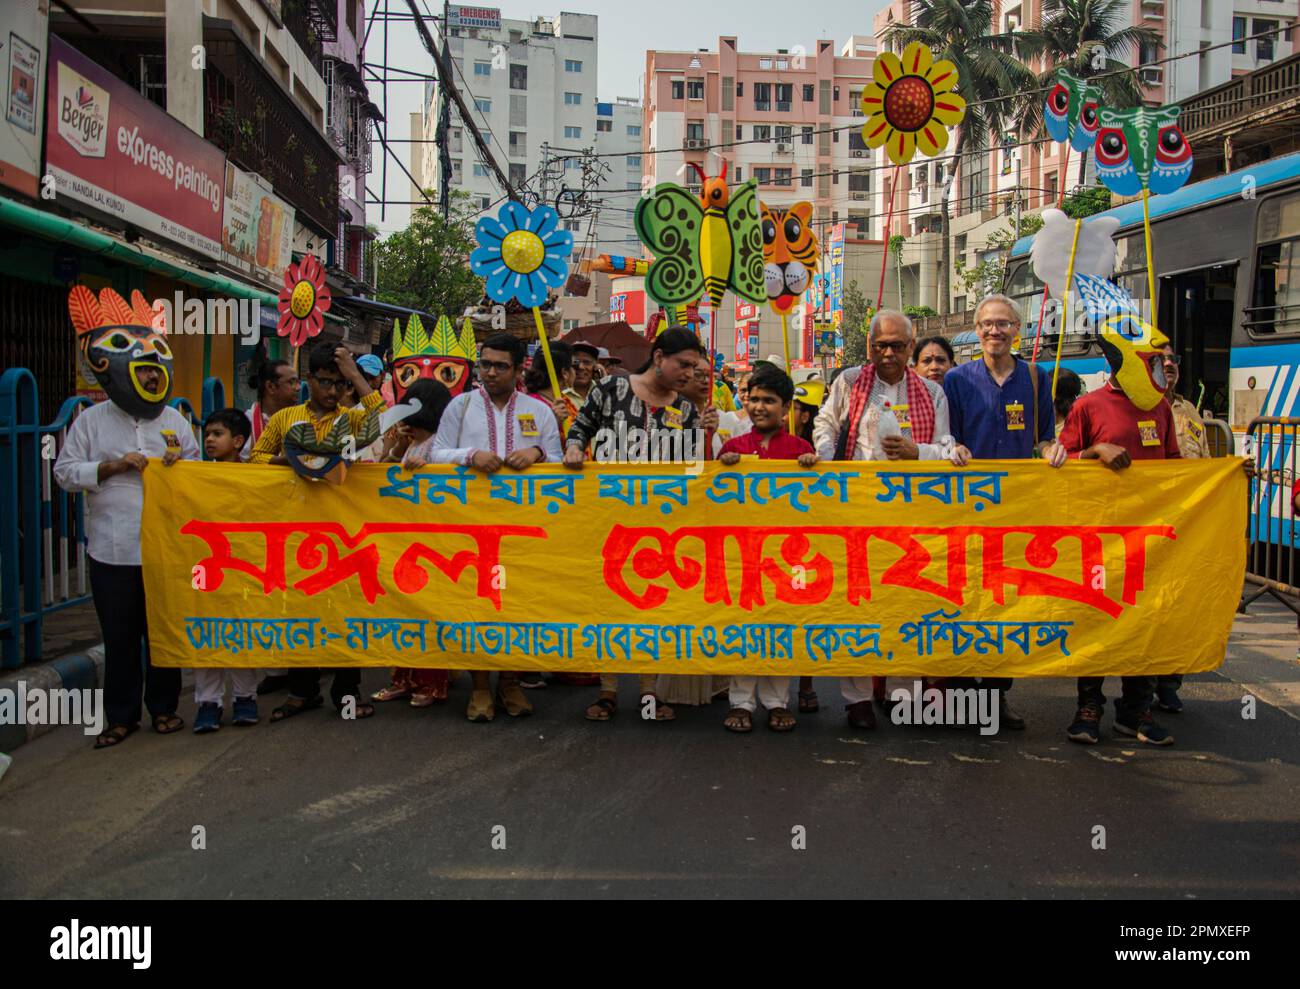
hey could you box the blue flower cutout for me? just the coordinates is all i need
[471,201,573,308]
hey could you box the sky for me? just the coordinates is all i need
[364,0,891,235]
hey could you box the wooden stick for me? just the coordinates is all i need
[1051,218,1083,400]
[1031,144,1071,363]
[780,311,796,434]
[877,165,901,313]
[530,307,562,404]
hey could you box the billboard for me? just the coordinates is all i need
[449,6,502,30]
[221,161,295,288]
[0,1,48,197]
[828,223,845,327]
[45,37,225,259]
[610,289,645,325]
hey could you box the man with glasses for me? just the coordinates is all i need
[249,340,386,724]
[942,294,1067,731]
[430,333,564,723]
[812,309,958,730]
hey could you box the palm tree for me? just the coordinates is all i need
[1017,0,1163,182]
[890,234,906,309]
[882,0,1039,314]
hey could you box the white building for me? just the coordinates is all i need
[414,10,642,327]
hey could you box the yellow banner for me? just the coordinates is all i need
[142,458,1246,677]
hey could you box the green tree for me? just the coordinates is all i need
[1060,185,1112,219]
[883,1,1039,316]
[842,280,870,367]
[1017,0,1162,182]
[889,234,906,309]
[373,190,483,322]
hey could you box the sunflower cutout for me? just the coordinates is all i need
[861,41,967,166]
[470,201,573,308]
[277,253,332,347]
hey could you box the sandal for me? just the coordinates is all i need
[342,701,375,720]
[466,689,495,723]
[723,708,753,733]
[496,679,534,718]
[371,685,410,702]
[768,707,797,732]
[641,692,675,722]
[270,694,324,722]
[151,713,184,734]
[585,694,617,721]
[798,690,820,713]
[94,723,138,749]
[409,693,439,708]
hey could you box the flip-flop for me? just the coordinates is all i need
[270,694,325,722]
[724,708,753,733]
[585,696,617,721]
[767,707,797,733]
[798,690,820,713]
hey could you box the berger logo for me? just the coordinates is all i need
[57,62,108,157]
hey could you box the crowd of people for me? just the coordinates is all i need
[53,292,1227,751]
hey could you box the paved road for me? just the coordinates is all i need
[2,601,1298,899]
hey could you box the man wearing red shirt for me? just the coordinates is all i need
[1046,376,1179,746]
[719,365,816,732]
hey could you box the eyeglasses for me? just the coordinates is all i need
[1163,353,1182,365]
[574,358,597,368]
[311,375,347,391]
[977,319,1017,331]
[870,340,909,353]
[477,359,514,374]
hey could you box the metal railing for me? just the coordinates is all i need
[1241,416,1300,615]
[1,369,223,668]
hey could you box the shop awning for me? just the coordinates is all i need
[0,195,346,323]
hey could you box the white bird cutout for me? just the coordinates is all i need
[379,397,422,434]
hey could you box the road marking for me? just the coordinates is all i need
[885,757,931,765]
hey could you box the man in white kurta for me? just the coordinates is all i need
[811,310,958,729]
[429,334,564,723]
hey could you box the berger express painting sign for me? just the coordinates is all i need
[45,37,224,258]
[0,1,48,197]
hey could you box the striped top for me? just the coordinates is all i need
[249,390,385,463]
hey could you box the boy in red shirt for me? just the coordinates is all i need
[718,365,816,731]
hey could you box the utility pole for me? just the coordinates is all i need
[437,1,452,219]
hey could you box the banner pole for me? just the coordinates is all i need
[1052,218,1083,400]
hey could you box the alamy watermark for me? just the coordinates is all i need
[152,292,261,346]
[588,423,705,470]
[0,681,104,736]
[889,680,1000,736]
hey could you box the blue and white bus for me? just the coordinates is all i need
[1004,151,1300,444]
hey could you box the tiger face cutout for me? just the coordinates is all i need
[67,284,173,420]
[760,202,819,316]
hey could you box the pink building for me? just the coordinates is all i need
[642,36,877,361]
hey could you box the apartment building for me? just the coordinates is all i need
[414,9,641,329]
[643,35,876,362]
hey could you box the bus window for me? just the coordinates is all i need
[1003,259,1044,323]
[1249,193,1300,337]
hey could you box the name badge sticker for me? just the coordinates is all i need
[517,414,539,437]
[1005,402,1025,430]
[1138,420,1161,446]
[160,428,181,451]
[891,402,911,430]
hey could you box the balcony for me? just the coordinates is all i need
[776,100,791,112]
[204,36,340,235]
[754,100,771,111]
[281,0,326,71]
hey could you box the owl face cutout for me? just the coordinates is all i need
[1094,105,1192,197]
[1045,70,1103,153]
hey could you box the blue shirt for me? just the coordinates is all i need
[942,357,1055,459]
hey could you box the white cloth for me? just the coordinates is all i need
[53,402,201,566]
[194,668,259,705]
[711,409,752,457]
[813,367,952,461]
[729,676,792,713]
[431,388,563,465]
[240,401,266,462]
[840,677,877,706]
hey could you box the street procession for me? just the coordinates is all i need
[1,0,1297,929]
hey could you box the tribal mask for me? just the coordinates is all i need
[67,284,173,420]
[1074,274,1170,410]
[389,314,476,401]
[1044,69,1102,153]
[1094,105,1192,197]
[761,202,819,317]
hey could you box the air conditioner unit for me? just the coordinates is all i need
[683,138,706,149]
[1139,65,1164,85]
[851,149,867,158]
[851,191,868,201]
[1140,0,1164,14]
[775,142,792,153]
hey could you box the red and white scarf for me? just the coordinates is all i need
[479,385,517,458]
[843,364,935,456]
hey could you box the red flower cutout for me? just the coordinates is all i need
[276,254,332,347]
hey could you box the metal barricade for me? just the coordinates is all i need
[1201,412,1235,457]
[1242,416,1300,615]
[1,368,222,667]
